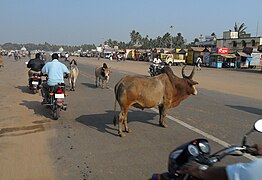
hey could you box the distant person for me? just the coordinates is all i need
[65,52,69,62]
[0,54,4,68]
[196,56,202,70]
[153,56,162,64]
[152,56,162,72]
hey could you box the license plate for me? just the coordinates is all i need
[32,81,39,85]
[55,94,64,98]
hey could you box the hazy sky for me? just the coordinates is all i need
[1,0,262,46]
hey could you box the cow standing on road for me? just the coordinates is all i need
[68,59,79,91]
[95,63,110,88]
[113,66,198,137]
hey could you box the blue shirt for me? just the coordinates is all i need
[226,158,262,180]
[42,59,69,86]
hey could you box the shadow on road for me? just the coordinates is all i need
[20,100,51,118]
[15,85,31,94]
[226,68,262,74]
[75,109,158,136]
[226,105,262,116]
[81,82,96,89]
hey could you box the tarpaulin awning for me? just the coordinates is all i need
[236,51,251,57]
[220,54,236,58]
[210,53,236,58]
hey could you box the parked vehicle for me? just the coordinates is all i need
[162,53,186,66]
[28,73,42,94]
[152,119,262,180]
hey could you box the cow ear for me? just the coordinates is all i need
[188,80,198,85]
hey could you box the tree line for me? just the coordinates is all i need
[104,30,187,50]
[1,30,188,52]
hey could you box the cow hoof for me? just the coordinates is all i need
[160,123,168,128]
[125,129,132,133]
[119,132,125,137]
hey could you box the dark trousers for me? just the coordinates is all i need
[41,83,50,101]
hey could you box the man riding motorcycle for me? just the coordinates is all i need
[27,53,45,86]
[41,53,69,104]
[179,144,262,180]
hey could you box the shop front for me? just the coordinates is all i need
[235,51,251,68]
[209,53,236,68]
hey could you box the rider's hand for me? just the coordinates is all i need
[178,162,204,179]
[250,144,262,156]
[64,73,69,79]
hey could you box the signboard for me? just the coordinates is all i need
[217,48,229,54]
[251,52,262,66]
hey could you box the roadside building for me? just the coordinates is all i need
[214,30,262,69]
[217,31,262,52]
[209,48,236,68]
[187,47,210,65]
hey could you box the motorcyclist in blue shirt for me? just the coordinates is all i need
[41,53,69,104]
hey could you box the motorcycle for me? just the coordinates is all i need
[28,73,42,94]
[42,80,68,120]
[148,63,165,77]
[152,119,262,180]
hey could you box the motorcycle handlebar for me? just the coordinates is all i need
[209,146,252,164]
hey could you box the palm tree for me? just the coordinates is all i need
[174,33,185,48]
[162,33,171,48]
[234,22,247,38]
[130,30,142,47]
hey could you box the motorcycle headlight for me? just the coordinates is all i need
[188,144,199,156]
[198,142,210,154]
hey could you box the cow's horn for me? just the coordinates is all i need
[189,66,195,79]
[182,65,187,78]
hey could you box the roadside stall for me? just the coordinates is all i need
[235,51,251,68]
[209,54,222,68]
[209,53,236,68]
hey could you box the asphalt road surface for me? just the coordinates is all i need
[0,56,261,180]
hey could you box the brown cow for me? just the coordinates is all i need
[95,63,110,88]
[113,66,198,137]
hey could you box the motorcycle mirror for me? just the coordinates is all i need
[254,119,262,133]
[242,119,262,146]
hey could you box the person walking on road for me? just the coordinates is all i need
[196,56,202,70]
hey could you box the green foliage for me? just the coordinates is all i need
[233,22,247,37]
[1,30,187,51]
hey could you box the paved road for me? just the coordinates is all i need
[0,56,261,180]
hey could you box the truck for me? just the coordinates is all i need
[161,53,186,66]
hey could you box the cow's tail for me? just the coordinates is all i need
[113,81,120,126]
[113,97,117,126]
[113,79,122,126]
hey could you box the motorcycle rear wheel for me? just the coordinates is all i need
[52,105,60,120]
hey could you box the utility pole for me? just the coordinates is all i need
[256,20,259,37]
[170,25,174,49]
